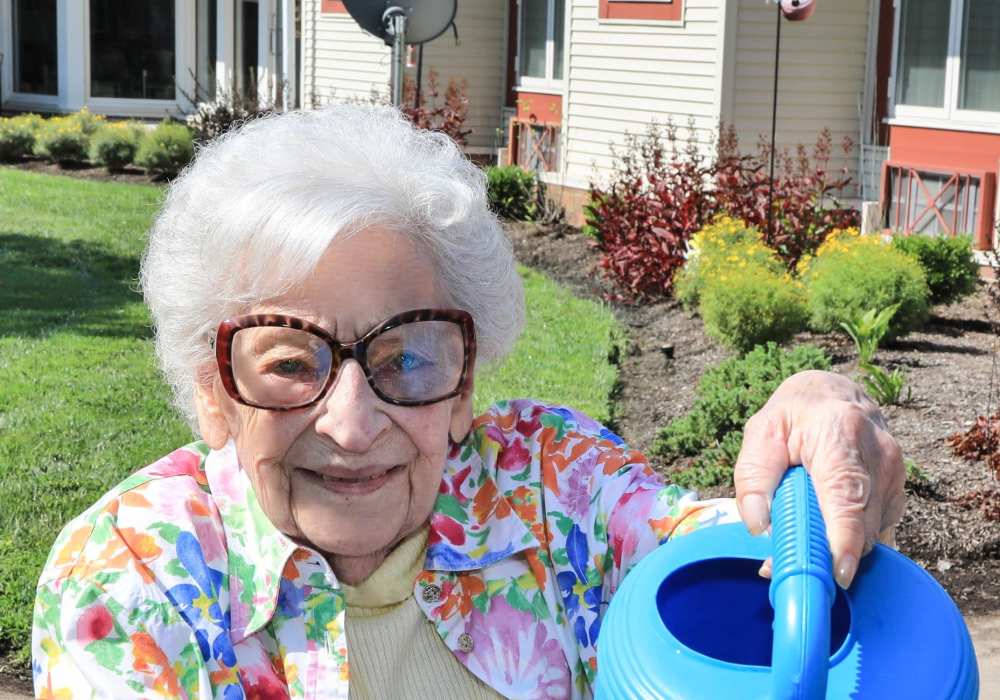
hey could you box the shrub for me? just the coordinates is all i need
[652,343,831,488]
[402,70,472,147]
[90,122,144,172]
[700,266,808,353]
[486,165,537,221]
[586,122,859,302]
[185,86,274,144]
[136,121,194,177]
[714,125,859,268]
[70,106,106,137]
[801,229,930,338]
[892,234,979,305]
[35,116,90,164]
[675,216,784,310]
[0,114,41,161]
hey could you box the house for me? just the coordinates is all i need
[0,0,300,118]
[2,0,997,247]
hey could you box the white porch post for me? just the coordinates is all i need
[257,0,272,106]
[57,0,85,111]
[177,0,197,111]
[217,0,236,96]
[281,0,296,108]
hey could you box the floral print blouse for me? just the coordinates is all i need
[32,399,738,699]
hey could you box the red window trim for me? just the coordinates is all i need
[321,0,348,13]
[599,0,682,22]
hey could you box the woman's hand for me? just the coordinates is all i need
[734,370,906,589]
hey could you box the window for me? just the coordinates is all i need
[893,0,1000,123]
[519,0,565,86]
[90,0,176,100]
[958,0,1000,112]
[13,0,58,95]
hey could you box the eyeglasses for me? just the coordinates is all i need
[213,309,476,410]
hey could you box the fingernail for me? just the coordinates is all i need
[836,554,858,589]
[740,494,769,535]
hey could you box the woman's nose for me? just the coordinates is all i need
[313,359,391,453]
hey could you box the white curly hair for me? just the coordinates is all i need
[140,104,525,429]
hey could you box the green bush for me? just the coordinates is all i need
[35,116,90,164]
[892,234,979,305]
[90,122,144,172]
[0,114,41,161]
[675,216,784,310]
[136,121,194,177]
[803,236,930,339]
[700,266,808,353]
[652,343,830,489]
[485,165,536,221]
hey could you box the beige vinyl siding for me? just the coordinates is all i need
[301,0,505,153]
[415,0,508,152]
[301,1,390,107]
[563,0,726,187]
[729,0,870,195]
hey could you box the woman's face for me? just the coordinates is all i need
[195,227,474,581]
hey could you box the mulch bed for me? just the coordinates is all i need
[5,158,166,186]
[507,221,1000,616]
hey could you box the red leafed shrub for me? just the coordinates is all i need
[954,489,1000,522]
[586,121,860,301]
[714,126,859,269]
[947,411,1000,479]
[587,122,715,301]
[402,70,471,147]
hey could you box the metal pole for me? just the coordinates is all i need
[766,2,782,241]
[385,9,407,107]
[414,43,424,109]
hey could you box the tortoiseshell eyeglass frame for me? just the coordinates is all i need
[212,308,477,410]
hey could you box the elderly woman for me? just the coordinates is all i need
[32,105,903,699]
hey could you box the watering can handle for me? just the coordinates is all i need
[768,465,836,700]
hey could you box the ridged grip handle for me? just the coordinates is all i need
[768,466,835,700]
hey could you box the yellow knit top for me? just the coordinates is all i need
[339,526,506,700]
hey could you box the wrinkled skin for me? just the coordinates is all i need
[734,370,906,588]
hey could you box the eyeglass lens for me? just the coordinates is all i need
[230,320,466,407]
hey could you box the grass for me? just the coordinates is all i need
[0,168,624,674]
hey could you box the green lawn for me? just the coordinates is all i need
[0,168,623,672]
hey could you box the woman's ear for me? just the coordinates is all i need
[194,373,231,450]
[449,375,475,445]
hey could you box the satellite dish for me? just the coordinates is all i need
[342,0,457,46]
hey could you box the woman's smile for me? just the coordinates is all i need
[296,463,408,496]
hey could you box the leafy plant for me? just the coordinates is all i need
[184,84,275,144]
[402,70,471,147]
[90,122,144,172]
[35,116,90,164]
[839,303,900,365]
[585,121,859,302]
[0,114,41,161]
[948,410,1000,480]
[699,265,808,353]
[136,121,194,177]
[675,216,784,310]
[892,234,979,305]
[486,165,537,221]
[858,361,910,406]
[802,230,930,339]
[904,458,929,487]
[652,343,831,488]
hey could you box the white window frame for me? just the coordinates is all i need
[516,0,565,92]
[0,0,61,110]
[84,0,193,118]
[889,0,1000,134]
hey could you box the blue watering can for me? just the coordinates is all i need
[596,466,979,699]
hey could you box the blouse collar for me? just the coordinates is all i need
[203,420,539,641]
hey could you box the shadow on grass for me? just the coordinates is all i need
[0,232,150,339]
